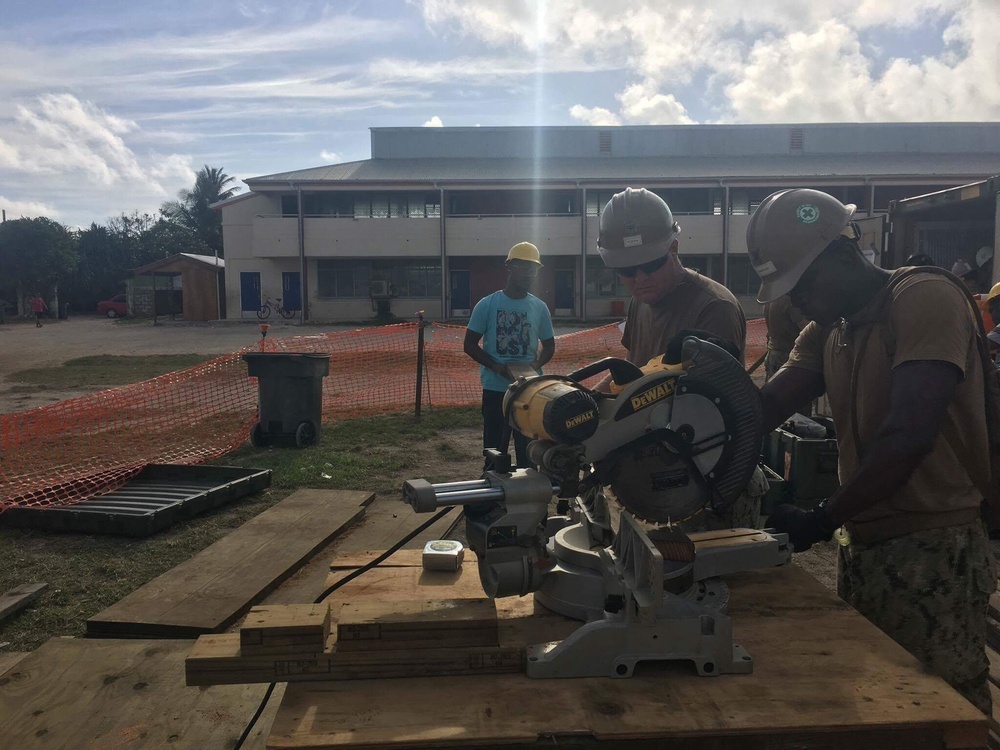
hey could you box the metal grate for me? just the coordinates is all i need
[0,464,271,537]
[789,128,804,153]
[598,131,613,153]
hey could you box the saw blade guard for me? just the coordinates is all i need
[668,336,763,512]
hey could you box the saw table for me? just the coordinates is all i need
[265,549,987,750]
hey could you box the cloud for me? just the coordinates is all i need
[0,93,195,221]
[0,195,61,220]
[569,105,621,126]
[617,82,695,125]
[423,115,444,127]
[320,150,342,162]
[420,0,994,123]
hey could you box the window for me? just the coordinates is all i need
[448,190,577,216]
[297,192,439,218]
[586,189,624,217]
[317,261,369,298]
[725,256,757,296]
[318,261,442,298]
[584,259,629,298]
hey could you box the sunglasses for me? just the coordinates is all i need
[618,254,669,278]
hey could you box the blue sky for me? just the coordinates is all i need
[1,0,997,228]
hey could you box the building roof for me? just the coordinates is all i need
[247,152,1000,188]
[134,253,224,275]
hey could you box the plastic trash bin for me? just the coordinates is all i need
[243,353,330,448]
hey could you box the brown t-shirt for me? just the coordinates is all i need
[764,296,807,356]
[621,269,747,365]
[786,270,990,543]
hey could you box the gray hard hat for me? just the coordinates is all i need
[597,188,681,269]
[746,189,857,303]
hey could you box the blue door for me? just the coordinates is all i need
[555,269,574,314]
[450,270,471,315]
[282,272,301,311]
[240,272,261,312]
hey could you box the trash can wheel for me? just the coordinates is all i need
[295,421,317,447]
[250,423,268,448]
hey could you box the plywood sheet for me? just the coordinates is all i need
[268,562,987,750]
[87,490,369,638]
[0,637,272,750]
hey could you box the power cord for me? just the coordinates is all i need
[231,505,457,749]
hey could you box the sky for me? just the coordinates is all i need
[1,0,998,229]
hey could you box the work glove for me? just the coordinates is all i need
[766,503,837,553]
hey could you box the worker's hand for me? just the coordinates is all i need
[766,503,836,553]
[491,361,511,379]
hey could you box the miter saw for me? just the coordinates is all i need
[403,336,790,679]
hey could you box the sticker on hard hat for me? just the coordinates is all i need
[754,260,777,276]
[796,204,820,224]
[623,235,643,247]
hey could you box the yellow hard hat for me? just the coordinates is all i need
[988,282,1000,303]
[506,242,542,265]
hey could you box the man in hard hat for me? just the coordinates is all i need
[464,242,555,470]
[597,187,761,531]
[597,188,746,364]
[751,188,996,714]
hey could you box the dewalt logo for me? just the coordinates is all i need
[565,410,595,430]
[630,381,675,410]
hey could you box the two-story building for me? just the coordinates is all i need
[218,123,1000,322]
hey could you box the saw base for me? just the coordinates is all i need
[526,511,789,679]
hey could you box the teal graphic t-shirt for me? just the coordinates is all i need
[468,291,554,392]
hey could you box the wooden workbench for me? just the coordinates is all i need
[267,550,987,750]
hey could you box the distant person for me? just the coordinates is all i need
[763,295,808,379]
[29,293,47,327]
[905,253,935,267]
[464,242,555,470]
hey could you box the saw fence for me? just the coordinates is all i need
[0,319,768,513]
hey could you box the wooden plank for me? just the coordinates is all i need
[87,490,369,638]
[241,604,331,656]
[0,652,30,677]
[328,502,463,556]
[988,645,1000,689]
[0,583,48,623]
[336,598,498,651]
[0,637,274,749]
[186,632,522,686]
[267,562,988,750]
[330,548,425,570]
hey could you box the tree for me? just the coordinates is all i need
[161,165,240,257]
[62,212,212,311]
[0,217,77,312]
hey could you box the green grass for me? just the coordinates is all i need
[7,354,213,389]
[0,406,483,651]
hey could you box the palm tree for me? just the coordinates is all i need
[161,165,240,257]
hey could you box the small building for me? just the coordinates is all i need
[132,253,226,321]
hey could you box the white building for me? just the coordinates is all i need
[218,123,1000,322]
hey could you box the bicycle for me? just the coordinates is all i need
[257,296,297,320]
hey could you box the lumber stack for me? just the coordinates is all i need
[186,598,523,686]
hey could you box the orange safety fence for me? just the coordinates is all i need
[0,319,767,512]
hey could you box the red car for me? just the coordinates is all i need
[97,294,128,318]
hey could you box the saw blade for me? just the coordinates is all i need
[608,441,709,524]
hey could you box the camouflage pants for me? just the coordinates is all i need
[763,349,790,380]
[838,521,997,714]
[679,465,765,533]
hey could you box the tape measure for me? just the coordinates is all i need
[422,539,465,571]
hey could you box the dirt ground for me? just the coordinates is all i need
[0,315,354,414]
